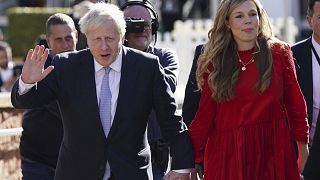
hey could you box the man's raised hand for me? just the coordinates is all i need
[21,45,54,84]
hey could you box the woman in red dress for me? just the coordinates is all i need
[189,0,309,179]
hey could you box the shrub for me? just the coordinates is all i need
[6,7,71,59]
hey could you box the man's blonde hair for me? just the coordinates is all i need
[79,3,126,37]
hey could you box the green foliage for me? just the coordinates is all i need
[6,7,71,59]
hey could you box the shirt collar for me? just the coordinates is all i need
[94,47,123,73]
[312,36,320,51]
[145,45,153,53]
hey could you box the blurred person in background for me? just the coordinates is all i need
[72,0,97,6]
[34,34,49,49]
[160,0,186,32]
[18,0,46,7]
[291,0,320,179]
[122,0,179,179]
[72,0,94,50]
[19,13,77,180]
[187,0,210,19]
[0,41,19,92]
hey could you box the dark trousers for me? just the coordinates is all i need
[21,157,55,180]
[304,178,319,180]
[152,160,166,180]
[108,173,114,180]
[150,139,169,180]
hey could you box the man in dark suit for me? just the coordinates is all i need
[19,13,78,180]
[11,3,193,180]
[182,45,203,127]
[291,0,320,179]
[122,1,179,179]
[181,45,204,178]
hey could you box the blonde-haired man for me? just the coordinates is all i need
[12,3,193,180]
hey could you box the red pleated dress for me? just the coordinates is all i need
[189,43,309,180]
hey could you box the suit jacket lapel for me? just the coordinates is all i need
[106,47,137,142]
[300,38,313,126]
[80,51,107,142]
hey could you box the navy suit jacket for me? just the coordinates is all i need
[182,44,203,127]
[20,52,63,168]
[11,47,194,180]
[292,37,320,179]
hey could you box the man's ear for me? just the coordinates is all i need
[45,36,51,48]
[121,36,125,44]
[75,30,79,43]
[306,15,313,29]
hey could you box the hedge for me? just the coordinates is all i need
[6,7,71,59]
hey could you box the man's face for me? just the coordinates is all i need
[124,5,153,51]
[86,19,124,67]
[307,1,320,43]
[0,50,9,69]
[46,24,78,55]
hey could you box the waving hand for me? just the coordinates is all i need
[21,45,54,84]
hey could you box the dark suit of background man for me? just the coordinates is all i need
[121,1,179,179]
[182,45,203,127]
[11,3,194,180]
[181,45,204,177]
[19,13,78,180]
[291,0,320,179]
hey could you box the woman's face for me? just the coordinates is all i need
[226,0,260,50]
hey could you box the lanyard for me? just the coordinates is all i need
[310,43,320,66]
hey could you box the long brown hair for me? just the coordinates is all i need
[196,0,275,102]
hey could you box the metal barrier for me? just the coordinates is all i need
[0,127,23,137]
[0,92,22,137]
[0,92,22,179]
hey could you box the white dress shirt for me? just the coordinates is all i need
[95,50,122,180]
[95,50,122,124]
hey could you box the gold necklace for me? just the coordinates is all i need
[237,52,255,71]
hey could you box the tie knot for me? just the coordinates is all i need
[104,67,111,75]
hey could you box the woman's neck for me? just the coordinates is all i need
[236,41,255,51]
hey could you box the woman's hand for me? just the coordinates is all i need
[297,141,309,173]
[191,163,204,180]
[164,171,191,180]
